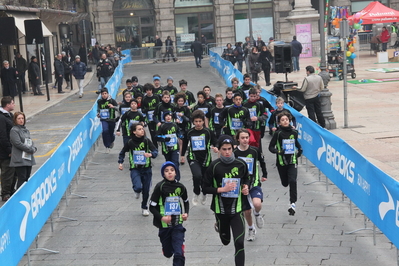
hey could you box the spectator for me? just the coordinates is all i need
[62,52,73,90]
[28,56,44,95]
[268,37,275,71]
[1,61,18,97]
[96,53,114,94]
[380,26,390,51]
[248,47,260,84]
[153,35,163,63]
[15,53,28,93]
[71,55,87,98]
[10,112,37,189]
[258,46,272,86]
[190,37,203,68]
[92,42,101,64]
[201,34,207,54]
[163,36,177,62]
[253,36,265,51]
[0,96,16,201]
[292,65,325,128]
[78,43,88,65]
[243,36,252,74]
[291,36,303,72]
[222,43,235,65]
[235,42,244,73]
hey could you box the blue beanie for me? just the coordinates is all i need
[161,161,177,178]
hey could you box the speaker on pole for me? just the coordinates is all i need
[24,19,44,44]
[274,44,293,73]
[0,17,17,45]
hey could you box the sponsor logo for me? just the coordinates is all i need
[19,169,58,241]
[89,117,101,139]
[0,230,10,254]
[379,184,399,227]
[68,132,84,174]
[317,136,355,183]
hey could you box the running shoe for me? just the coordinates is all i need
[214,222,219,233]
[142,209,149,216]
[247,228,256,241]
[201,194,207,205]
[192,194,199,206]
[255,214,264,229]
[105,148,110,154]
[288,203,296,216]
[110,142,114,149]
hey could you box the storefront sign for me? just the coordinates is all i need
[295,24,312,58]
[180,34,195,42]
[114,0,152,10]
[175,0,212,7]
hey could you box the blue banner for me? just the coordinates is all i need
[0,51,131,265]
[209,55,399,249]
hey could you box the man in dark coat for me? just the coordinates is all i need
[153,35,163,63]
[291,36,303,72]
[191,38,203,68]
[15,53,28,93]
[54,54,65,93]
[0,96,16,201]
[28,56,44,95]
[1,61,18,97]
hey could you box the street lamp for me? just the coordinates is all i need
[247,0,253,42]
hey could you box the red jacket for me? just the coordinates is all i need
[380,30,390,43]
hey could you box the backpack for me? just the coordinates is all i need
[254,62,262,73]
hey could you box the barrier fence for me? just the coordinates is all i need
[0,50,131,266]
[209,50,399,255]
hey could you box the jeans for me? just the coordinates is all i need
[292,56,300,71]
[76,79,84,95]
[188,160,207,195]
[15,166,32,189]
[194,56,202,66]
[305,96,325,128]
[382,42,388,51]
[130,167,152,209]
[158,224,186,266]
[101,120,116,148]
[0,158,16,197]
[100,76,111,91]
[236,59,243,73]
[164,150,180,181]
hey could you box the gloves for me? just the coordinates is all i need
[297,148,303,158]
[164,137,171,142]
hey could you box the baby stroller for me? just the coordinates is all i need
[327,51,356,80]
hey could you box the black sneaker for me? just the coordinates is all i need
[288,203,296,216]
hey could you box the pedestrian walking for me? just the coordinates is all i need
[71,55,87,98]
[10,112,37,189]
[118,123,158,216]
[1,61,18,97]
[202,136,250,266]
[149,161,189,266]
[291,36,303,72]
[190,37,203,68]
[96,87,118,153]
[268,112,302,216]
[292,65,325,127]
[0,96,16,202]
[96,53,114,94]
[28,56,44,96]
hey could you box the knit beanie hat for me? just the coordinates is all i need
[161,161,177,178]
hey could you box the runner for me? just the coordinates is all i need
[181,110,218,206]
[234,129,267,241]
[268,112,302,216]
[118,123,158,216]
[149,161,189,266]
[96,87,118,153]
[116,99,145,145]
[202,136,250,266]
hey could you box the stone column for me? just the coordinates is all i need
[92,0,115,46]
[214,0,235,45]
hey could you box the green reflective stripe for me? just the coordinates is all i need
[124,118,130,136]
[129,150,135,168]
[213,163,221,213]
[290,135,297,164]
[253,161,260,187]
[276,131,285,166]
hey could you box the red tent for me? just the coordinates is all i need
[348,1,399,24]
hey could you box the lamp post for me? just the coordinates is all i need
[248,0,253,42]
[318,0,336,129]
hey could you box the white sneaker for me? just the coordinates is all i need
[192,194,199,206]
[105,148,110,154]
[142,209,150,216]
[201,194,207,205]
[255,214,264,229]
[288,203,296,216]
[135,192,140,199]
[247,228,256,241]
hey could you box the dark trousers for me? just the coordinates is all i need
[56,75,63,92]
[164,48,175,60]
[188,160,206,195]
[164,150,180,181]
[263,67,271,85]
[16,166,32,189]
[130,167,152,209]
[194,56,201,66]
[158,224,186,266]
[277,164,297,204]
[251,72,258,83]
[148,122,158,147]
[305,96,325,128]
[215,212,245,266]
[0,158,16,196]
[20,72,27,92]
[101,121,116,148]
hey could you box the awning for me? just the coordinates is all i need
[6,12,52,37]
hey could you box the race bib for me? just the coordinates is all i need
[239,157,254,175]
[164,196,181,215]
[198,107,208,115]
[244,90,250,99]
[166,134,177,147]
[133,150,146,165]
[249,108,256,118]
[176,112,183,123]
[129,119,139,128]
[120,107,130,115]
[147,110,154,122]
[221,178,241,198]
[191,135,205,151]
[231,118,243,130]
[214,113,220,124]
[100,109,110,119]
[282,139,295,154]
[170,95,175,103]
